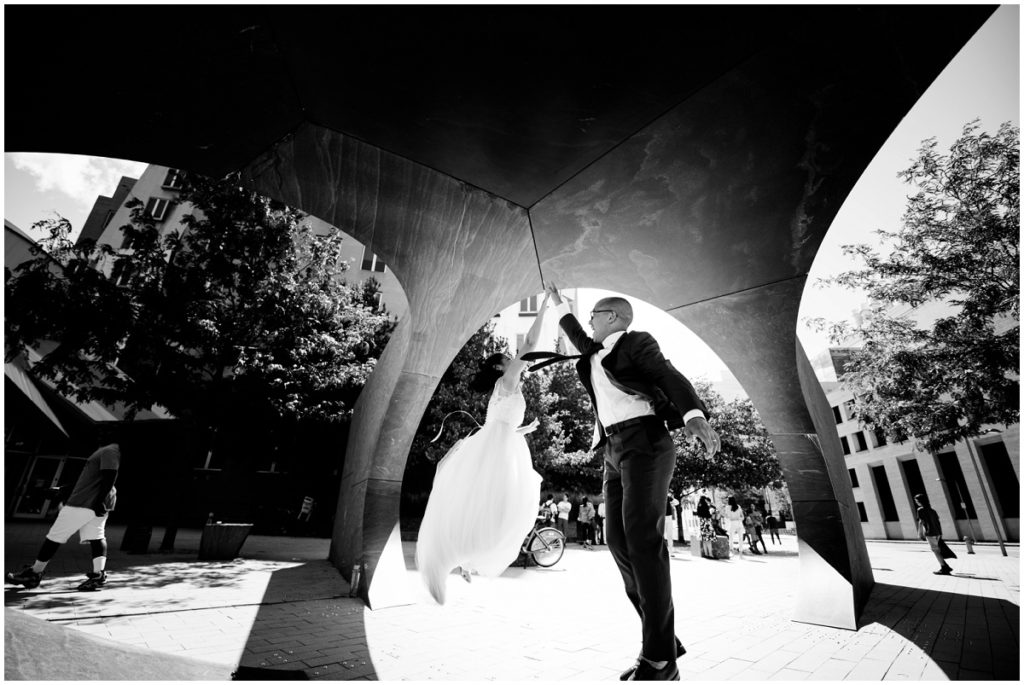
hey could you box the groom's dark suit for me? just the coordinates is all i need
[559,310,707,665]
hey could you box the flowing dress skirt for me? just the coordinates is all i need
[416,420,542,604]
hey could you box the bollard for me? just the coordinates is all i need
[963,535,975,554]
[348,564,362,597]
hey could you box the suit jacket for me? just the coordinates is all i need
[559,313,708,449]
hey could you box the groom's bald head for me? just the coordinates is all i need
[589,296,633,342]
[597,297,633,327]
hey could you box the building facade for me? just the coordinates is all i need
[80,164,409,320]
[823,349,1019,543]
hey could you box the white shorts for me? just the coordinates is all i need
[45,505,107,544]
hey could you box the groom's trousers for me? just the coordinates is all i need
[602,415,677,662]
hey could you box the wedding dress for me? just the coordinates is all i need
[416,380,542,604]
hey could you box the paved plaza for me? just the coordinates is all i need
[4,521,1019,681]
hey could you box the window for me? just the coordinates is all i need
[843,400,857,420]
[857,501,868,522]
[832,406,843,424]
[162,168,184,189]
[872,465,900,522]
[145,197,171,221]
[840,436,851,455]
[519,295,539,316]
[980,442,1019,517]
[900,459,927,506]
[360,245,386,273]
[874,429,888,447]
[110,259,133,286]
[937,451,977,519]
[854,431,868,452]
[848,468,859,488]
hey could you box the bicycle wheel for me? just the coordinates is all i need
[529,527,565,567]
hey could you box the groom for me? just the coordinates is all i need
[544,284,719,681]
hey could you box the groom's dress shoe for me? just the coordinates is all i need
[620,640,685,680]
[627,660,680,681]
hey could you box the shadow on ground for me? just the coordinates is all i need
[861,582,1019,680]
[235,562,377,681]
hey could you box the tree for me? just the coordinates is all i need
[671,380,782,498]
[6,171,395,435]
[6,172,397,545]
[522,360,603,494]
[812,120,1019,452]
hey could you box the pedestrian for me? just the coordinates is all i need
[578,496,596,549]
[664,494,679,557]
[914,494,954,576]
[724,496,745,556]
[742,505,761,555]
[6,428,122,592]
[595,500,606,545]
[538,497,552,526]
[695,495,715,558]
[547,495,558,524]
[555,493,572,537]
[765,510,782,544]
[751,506,767,554]
[537,283,720,680]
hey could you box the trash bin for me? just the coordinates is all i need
[198,523,253,560]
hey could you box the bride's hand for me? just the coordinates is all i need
[516,418,540,435]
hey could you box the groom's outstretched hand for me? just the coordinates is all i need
[685,416,720,457]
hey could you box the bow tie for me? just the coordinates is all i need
[521,344,602,372]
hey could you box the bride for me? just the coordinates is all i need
[416,291,552,604]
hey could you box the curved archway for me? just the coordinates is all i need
[3,4,996,629]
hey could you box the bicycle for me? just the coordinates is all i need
[517,520,566,568]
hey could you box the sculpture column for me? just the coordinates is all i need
[243,123,539,607]
[673,278,873,629]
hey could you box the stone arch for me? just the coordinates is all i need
[3,3,996,629]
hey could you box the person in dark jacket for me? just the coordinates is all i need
[543,283,719,681]
[915,493,953,575]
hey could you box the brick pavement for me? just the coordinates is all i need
[4,521,1019,680]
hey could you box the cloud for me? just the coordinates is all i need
[8,153,148,207]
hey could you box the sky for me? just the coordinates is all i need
[3,5,1019,397]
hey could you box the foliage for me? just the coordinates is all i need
[811,120,1019,452]
[403,332,783,507]
[407,323,510,472]
[670,380,782,497]
[5,172,395,437]
[522,359,603,494]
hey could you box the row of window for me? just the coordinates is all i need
[850,442,1019,524]
[839,428,887,455]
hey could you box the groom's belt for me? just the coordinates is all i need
[603,414,661,436]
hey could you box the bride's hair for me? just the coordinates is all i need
[469,353,507,393]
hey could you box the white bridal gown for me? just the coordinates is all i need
[416,381,542,604]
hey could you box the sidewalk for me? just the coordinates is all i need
[4,521,1019,680]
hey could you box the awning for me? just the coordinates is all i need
[4,360,69,436]
[21,346,172,422]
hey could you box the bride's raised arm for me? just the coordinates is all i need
[498,291,551,391]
